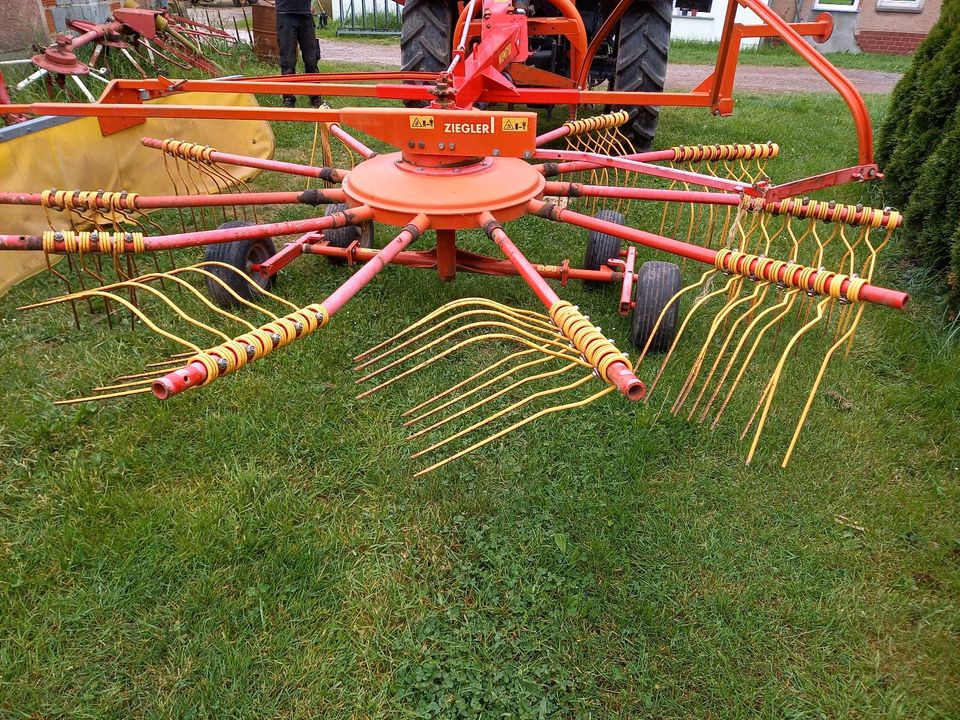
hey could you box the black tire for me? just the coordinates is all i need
[612,0,672,151]
[203,221,277,308]
[630,261,681,352]
[323,203,373,265]
[400,0,453,107]
[583,209,625,289]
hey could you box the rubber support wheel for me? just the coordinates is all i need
[612,0,672,151]
[323,203,374,265]
[583,208,625,289]
[400,0,454,108]
[630,260,681,353]
[203,220,277,309]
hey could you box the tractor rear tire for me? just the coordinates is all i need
[323,203,374,265]
[630,260,681,352]
[583,209,625,289]
[203,220,277,309]
[400,0,453,108]
[613,0,672,151]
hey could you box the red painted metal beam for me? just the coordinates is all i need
[151,213,431,400]
[301,242,622,284]
[0,206,373,252]
[478,210,644,401]
[531,199,909,309]
[735,0,874,165]
[328,124,376,159]
[140,137,349,180]
[0,189,345,210]
[543,181,742,206]
[535,149,758,194]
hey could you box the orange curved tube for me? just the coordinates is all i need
[453,0,587,86]
[736,0,873,165]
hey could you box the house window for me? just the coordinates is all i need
[812,0,860,11]
[876,0,924,11]
[674,0,714,19]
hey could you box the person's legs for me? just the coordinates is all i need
[276,13,298,107]
[295,14,322,107]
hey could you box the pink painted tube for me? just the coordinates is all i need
[329,123,377,159]
[543,181,742,206]
[141,137,350,181]
[532,199,909,310]
[0,205,373,252]
[151,213,430,400]
[478,210,644,401]
[534,148,754,194]
[0,189,345,210]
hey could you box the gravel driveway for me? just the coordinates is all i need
[316,41,901,95]
[191,5,900,95]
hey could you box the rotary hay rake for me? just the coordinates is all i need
[0,2,232,111]
[0,0,909,473]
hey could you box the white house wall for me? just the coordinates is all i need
[671,0,768,45]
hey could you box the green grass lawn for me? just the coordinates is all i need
[0,59,958,717]
[668,39,913,73]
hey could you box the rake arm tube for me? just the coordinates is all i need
[141,137,349,181]
[329,124,376,160]
[478,211,644,401]
[534,149,756,194]
[544,182,742,206]
[531,200,909,310]
[736,0,874,166]
[152,214,430,400]
[0,189,345,210]
[0,206,373,253]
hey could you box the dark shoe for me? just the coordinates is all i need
[282,97,296,109]
[310,97,323,109]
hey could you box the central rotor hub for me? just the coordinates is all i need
[341,152,545,229]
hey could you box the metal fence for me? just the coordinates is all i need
[336,0,402,36]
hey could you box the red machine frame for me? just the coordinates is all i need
[0,0,904,414]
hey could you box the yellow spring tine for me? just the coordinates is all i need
[633,269,715,371]
[145,357,197,369]
[354,297,548,361]
[110,367,176,381]
[710,291,800,428]
[407,361,581,440]
[402,348,541,417]
[93,376,163,392]
[53,386,153,405]
[355,308,559,371]
[781,303,867,468]
[414,384,616,477]
[160,265,280,320]
[36,290,203,353]
[672,280,757,414]
[404,351,564,426]
[691,284,770,423]
[192,261,298,310]
[646,276,737,397]
[355,320,575,384]
[411,373,598,460]
[742,297,830,464]
[356,332,589,399]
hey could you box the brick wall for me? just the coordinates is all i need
[767,0,940,54]
[0,0,47,53]
[856,29,928,53]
